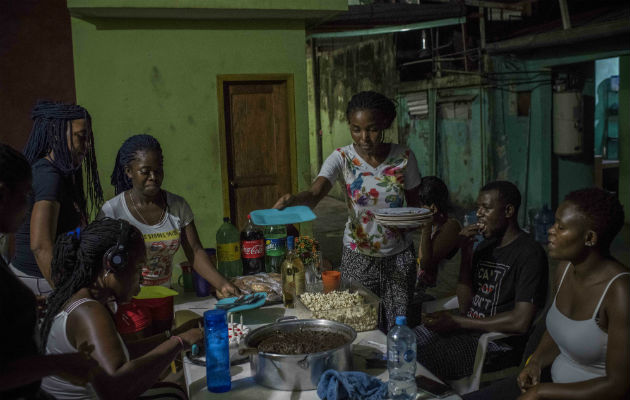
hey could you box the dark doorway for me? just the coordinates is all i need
[218,75,295,230]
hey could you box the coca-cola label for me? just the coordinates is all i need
[241,239,264,259]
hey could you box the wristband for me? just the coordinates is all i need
[171,335,185,350]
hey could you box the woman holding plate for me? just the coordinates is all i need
[274,91,422,332]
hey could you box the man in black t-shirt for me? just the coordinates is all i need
[414,181,548,381]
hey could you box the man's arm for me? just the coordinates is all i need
[452,301,536,334]
[456,238,475,313]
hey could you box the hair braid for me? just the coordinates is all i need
[23,100,103,216]
[419,176,452,215]
[40,218,143,350]
[345,91,397,129]
[111,134,163,195]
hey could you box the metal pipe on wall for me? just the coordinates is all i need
[310,38,324,169]
[558,0,571,30]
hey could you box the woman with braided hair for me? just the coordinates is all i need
[274,91,422,332]
[40,218,203,399]
[0,143,99,400]
[11,100,103,296]
[100,134,238,340]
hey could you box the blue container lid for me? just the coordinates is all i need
[204,309,227,325]
[395,316,407,326]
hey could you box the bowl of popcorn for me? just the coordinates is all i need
[295,280,380,332]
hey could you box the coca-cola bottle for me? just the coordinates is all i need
[240,214,265,275]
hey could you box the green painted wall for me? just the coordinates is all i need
[70,17,311,249]
[315,36,399,200]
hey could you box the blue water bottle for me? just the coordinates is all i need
[204,309,231,393]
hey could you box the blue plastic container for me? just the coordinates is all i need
[204,309,231,393]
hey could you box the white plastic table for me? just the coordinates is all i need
[175,292,460,400]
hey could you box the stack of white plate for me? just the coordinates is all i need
[373,207,433,228]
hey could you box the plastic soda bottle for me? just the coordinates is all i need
[216,217,242,278]
[387,316,417,400]
[280,236,305,307]
[264,225,287,273]
[204,309,231,393]
[240,214,265,275]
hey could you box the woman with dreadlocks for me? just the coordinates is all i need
[40,218,203,399]
[0,143,99,400]
[10,100,103,296]
[273,91,422,332]
[100,134,238,340]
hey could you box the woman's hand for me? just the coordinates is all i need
[216,281,240,299]
[273,193,296,210]
[178,328,204,350]
[516,385,541,400]
[517,360,542,393]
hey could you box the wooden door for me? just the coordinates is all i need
[220,77,294,230]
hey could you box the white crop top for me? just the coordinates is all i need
[41,298,130,399]
[547,263,629,383]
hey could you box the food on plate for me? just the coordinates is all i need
[223,272,282,303]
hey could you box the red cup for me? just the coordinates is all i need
[322,270,341,293]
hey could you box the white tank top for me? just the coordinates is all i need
[547,263,629,383]
[40,298,130,399]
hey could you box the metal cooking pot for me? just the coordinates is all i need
[244,317,357,391]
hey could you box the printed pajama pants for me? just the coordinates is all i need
[340,245,417,333]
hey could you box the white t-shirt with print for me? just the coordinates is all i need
[318,143,421,257]
[99,191,194,288]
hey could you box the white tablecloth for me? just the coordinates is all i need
[175,292,460,400]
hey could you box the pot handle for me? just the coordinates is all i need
[276,316,298,323]
[298,355,309,370]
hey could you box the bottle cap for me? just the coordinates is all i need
[395,316,407,326]
[223,217,230,222]
[204,309,227,326]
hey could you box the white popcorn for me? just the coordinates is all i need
[299,290,378,332]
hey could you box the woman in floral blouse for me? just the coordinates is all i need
[274,91,421,332]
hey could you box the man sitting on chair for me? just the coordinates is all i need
[414,180,548,381]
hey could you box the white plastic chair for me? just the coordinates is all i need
[421,296,511,395]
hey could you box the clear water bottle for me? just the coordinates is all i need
[204,309,231,393]
[216,217,242,278]
[264,224,287,273]
[387,316,417,400]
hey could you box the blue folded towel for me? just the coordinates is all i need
[317,370,387,400]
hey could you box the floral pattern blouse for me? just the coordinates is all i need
[318,143,421,257]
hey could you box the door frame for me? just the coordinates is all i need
[216,74,298,219]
